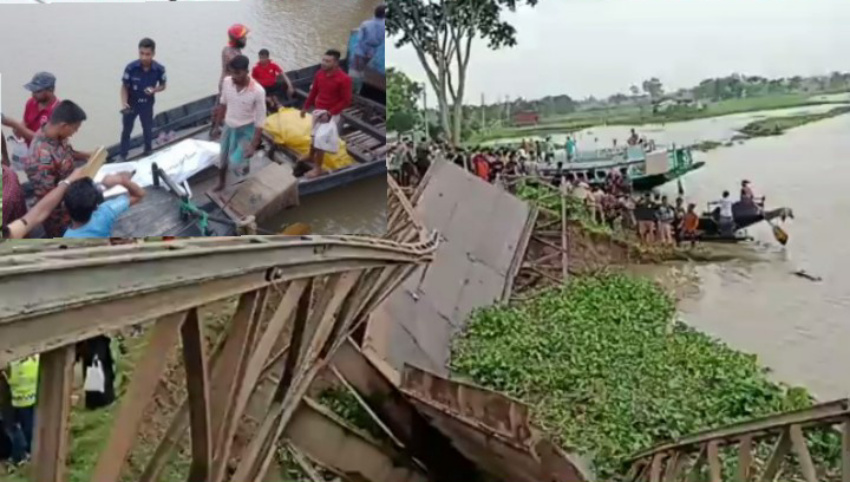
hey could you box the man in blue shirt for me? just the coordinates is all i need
[352,4,385,94]
[63,172,146,238]
[120,38,167,161]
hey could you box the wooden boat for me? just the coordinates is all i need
[19,30,386,238]
[536,145,704,192]
[695,200,793,243]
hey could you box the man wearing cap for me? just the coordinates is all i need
[2,72,61,147]
[120,38,167,161]
[220,24,249,94]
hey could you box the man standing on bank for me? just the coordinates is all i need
[120,38,167,161]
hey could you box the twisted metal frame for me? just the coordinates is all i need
[0,176,436,482]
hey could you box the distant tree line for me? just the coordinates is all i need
[388,64,850,139]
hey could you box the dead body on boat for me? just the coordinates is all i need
[2,20,386,239]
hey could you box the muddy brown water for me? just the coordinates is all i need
[503,109,850,401]
[0,0,386,235]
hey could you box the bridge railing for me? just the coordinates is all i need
[624,399,850,482]
[0,175,437,482]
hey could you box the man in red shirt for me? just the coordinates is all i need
[299,49,352,178]
[4,72,60,147]
[251,49,294,111]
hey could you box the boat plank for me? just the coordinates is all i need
[112,188,208,237]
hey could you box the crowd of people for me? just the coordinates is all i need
[0,9,387,464]
[388,132,761,248]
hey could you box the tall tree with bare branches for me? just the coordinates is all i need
[387,0,540,144]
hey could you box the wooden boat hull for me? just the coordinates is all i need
[631,161,705,191]
[695,203,791,243]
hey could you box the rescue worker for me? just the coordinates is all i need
[5,355,39,464]
[120,38,167,161]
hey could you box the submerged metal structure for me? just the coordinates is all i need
[0,176,592,482]
[0,178,436,482]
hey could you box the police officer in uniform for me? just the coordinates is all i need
[119,37,167,161]
[5,355,38,464]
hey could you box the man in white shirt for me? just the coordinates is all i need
[710,190,735,236]
[210,54,267,191]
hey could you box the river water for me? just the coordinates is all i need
[589,111,850,400]
[0,0,386,235]
[499,106,850,400]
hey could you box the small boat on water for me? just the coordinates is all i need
[695,200,793,243]
[14,29,386,238]
[536,145,704,192]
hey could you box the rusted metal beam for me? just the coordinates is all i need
[276,279,314,404]
[758,429,792,482]
[560,183,569,281]
[209,289,266,470]
[284,398,428,482]
[233,271,379,482]
[0,235,436,326]
[0,258,421,366]
[182,308,212,482]
[32,346,75,482]
[843,418,850,482]
[212,281,309,482]
[737,435,753,482]
[91,312,187,482]
[789,424,817,482]
[284,444,325,482]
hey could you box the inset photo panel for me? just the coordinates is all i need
[1,0,387,239]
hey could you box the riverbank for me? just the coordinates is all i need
[472,93,847,143]
[444,177,846,479]
[739,105,850,138]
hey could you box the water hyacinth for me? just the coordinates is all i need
[451,274,820,478]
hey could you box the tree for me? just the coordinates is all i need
[387,0,540,144]
[387,67,423,133]
[641,77,664,99]
[629,85,640,96]
[608,93,628,105]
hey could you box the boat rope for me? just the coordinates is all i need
[178,199,211,236]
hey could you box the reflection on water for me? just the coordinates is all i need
[627,114,850,399]
[0,0,386,236]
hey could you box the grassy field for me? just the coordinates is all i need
[471,93,848,143]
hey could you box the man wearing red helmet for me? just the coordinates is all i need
[220,24,249,94]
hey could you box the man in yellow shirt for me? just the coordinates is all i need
[4,355,39,464]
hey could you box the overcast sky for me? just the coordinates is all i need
[389,0,850,103]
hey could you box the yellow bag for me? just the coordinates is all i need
[263,108,354,172]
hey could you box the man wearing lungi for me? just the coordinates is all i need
[299,49,352,178]
[210,55,267,191]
